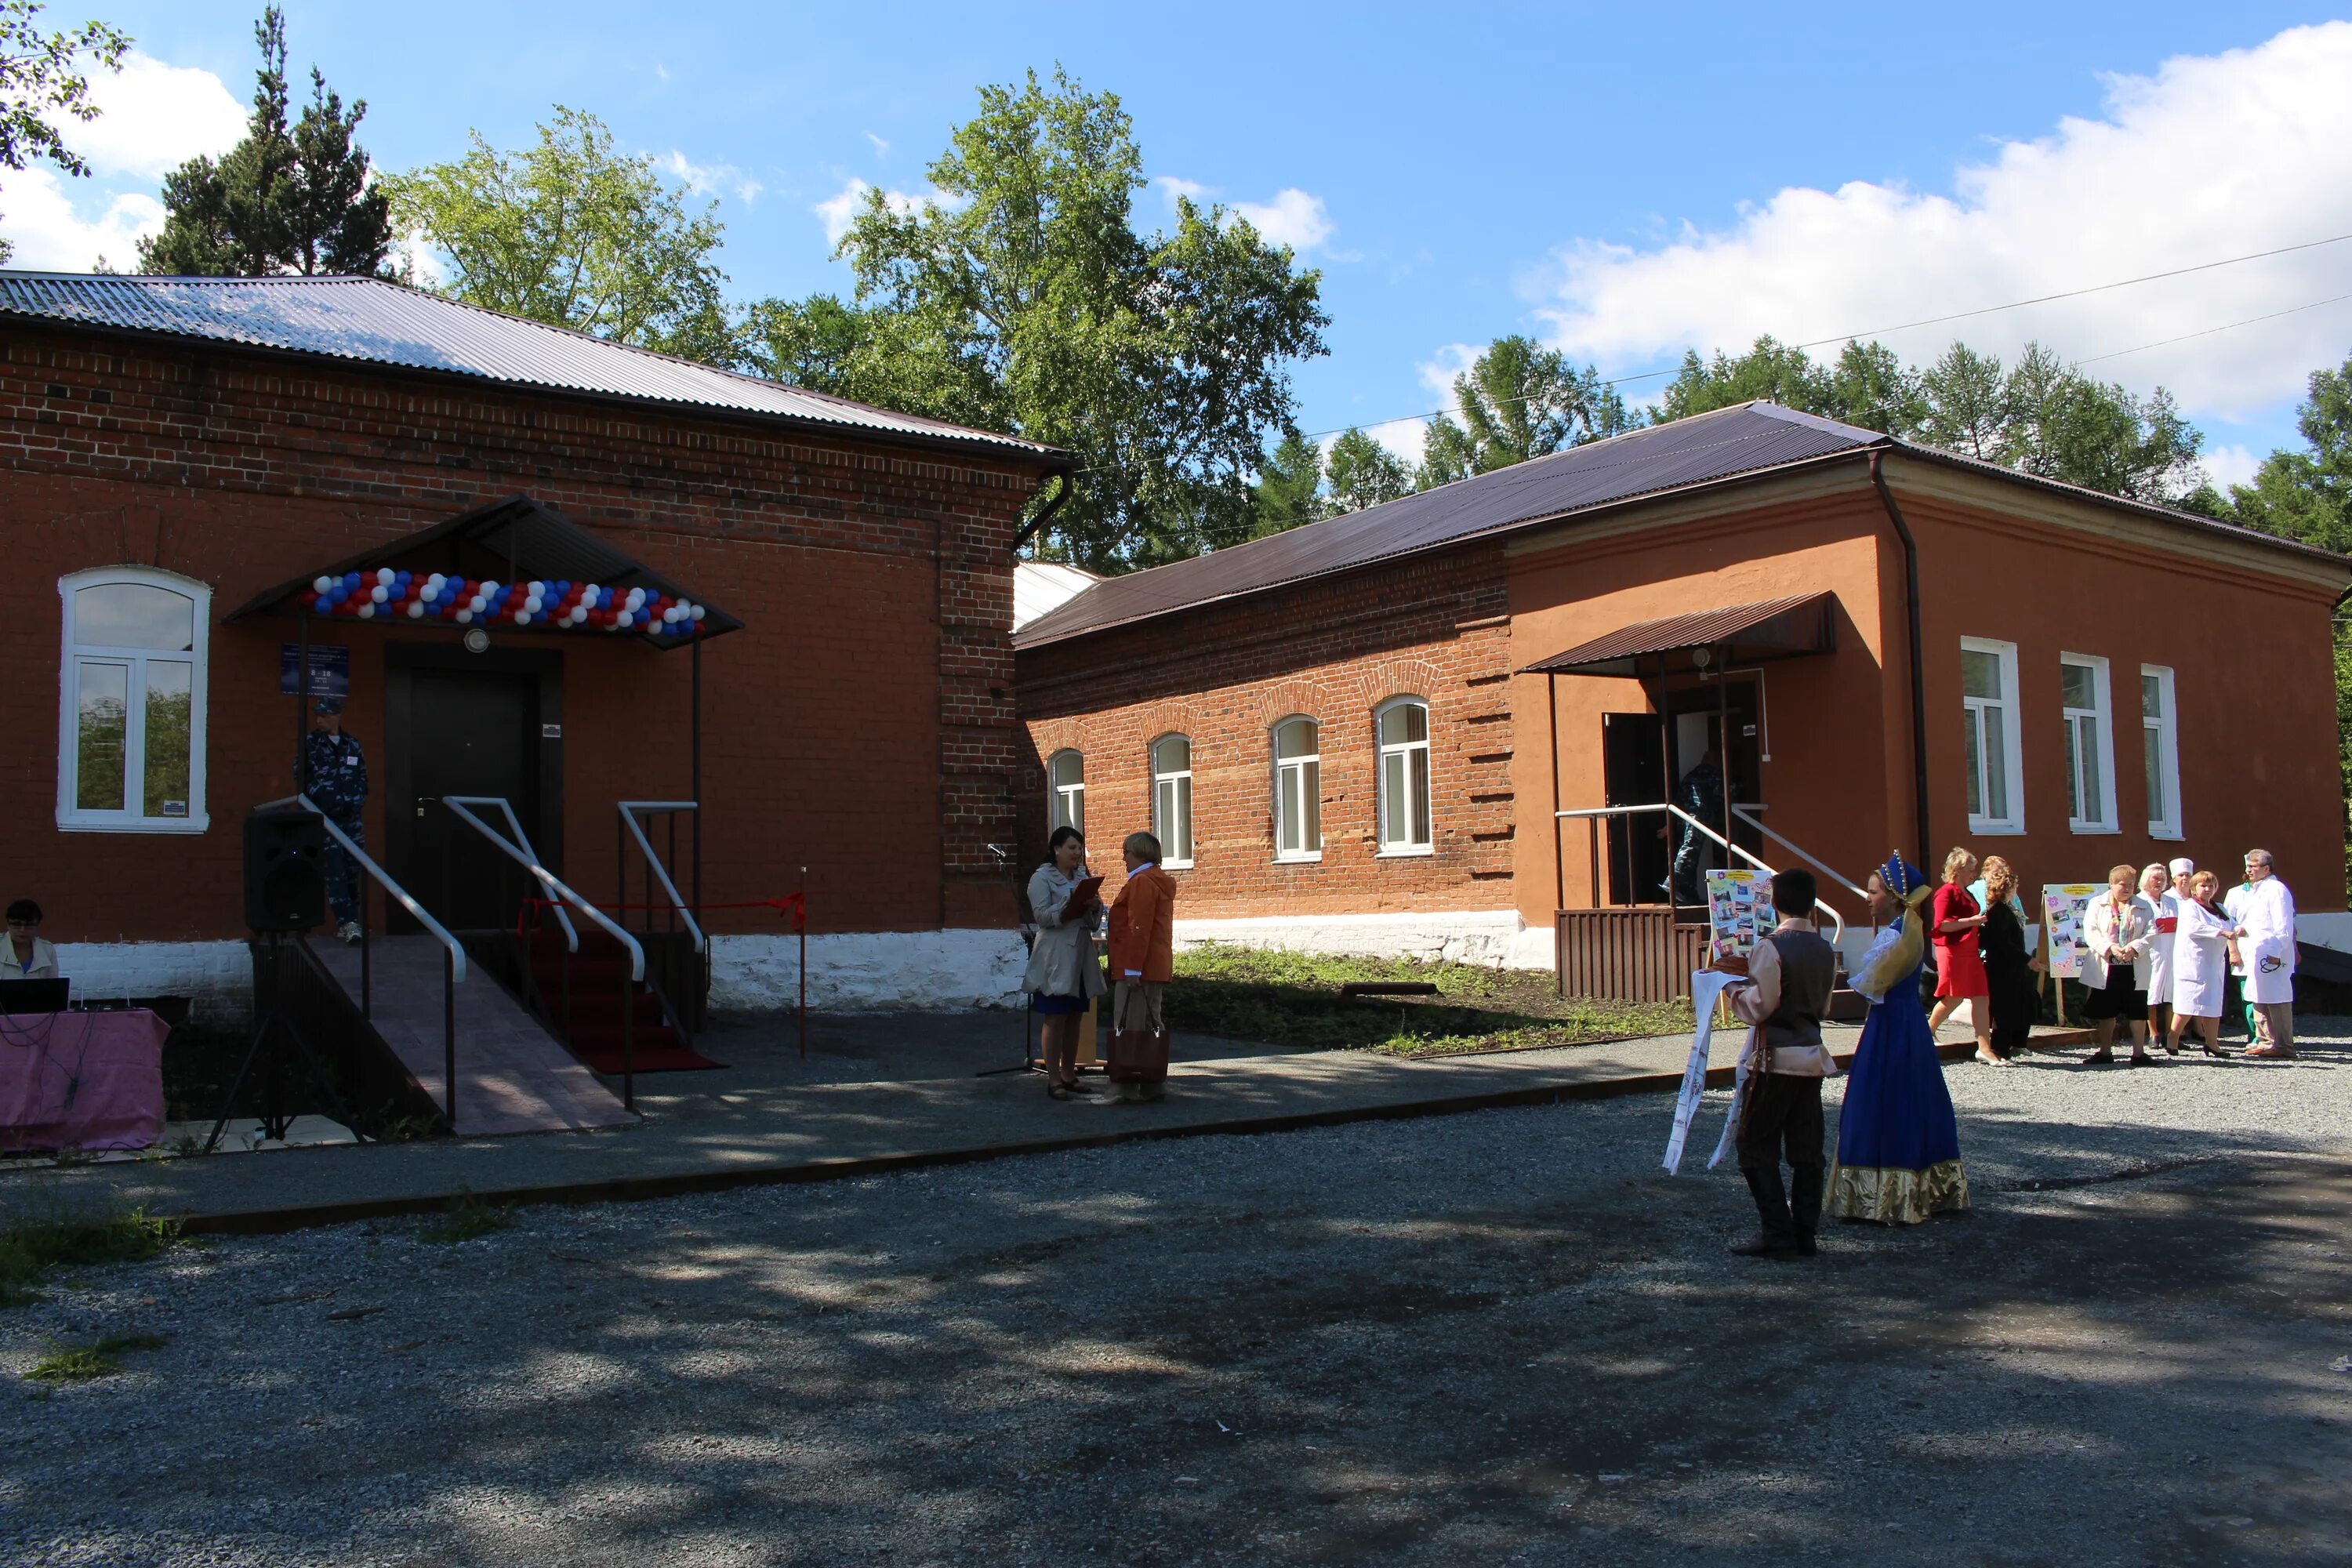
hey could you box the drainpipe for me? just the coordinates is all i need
[1869,450,1934,875]
[1009,466,1076,554]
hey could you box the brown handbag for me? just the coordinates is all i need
[1106,1026,1171,1085]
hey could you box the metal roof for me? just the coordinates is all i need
[227,493,743,650]
[0,270,1065,463]
[1014,400,2352,649]
[1015,403,1875,647]
[1521,592,1835,677]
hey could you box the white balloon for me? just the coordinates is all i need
[369,585,388,604]
[357,602,375,619]
[376,567,395,586]
[311,575,332,595]
[456,608,473,623]
[406,601,425,619]
[690,604,706,621]
[615,611,633,629]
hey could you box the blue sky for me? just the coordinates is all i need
[18,2,2352,481]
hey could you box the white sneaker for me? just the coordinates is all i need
[336,921,363,944]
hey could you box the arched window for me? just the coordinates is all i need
[1272,717,1321,861]
[1150,734,1193,866]
[1375,697,1432,855]
[56,568,210,833]
[1047,749,1085,835]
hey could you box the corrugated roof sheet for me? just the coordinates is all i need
[1014,403,1875,647]
[1014,399,2351,649]
[1521,592,1835,677]
[0,270,1064,461]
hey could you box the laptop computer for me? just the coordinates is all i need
[0,976,70,1014]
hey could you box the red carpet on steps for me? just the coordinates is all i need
[528,930,727,1074]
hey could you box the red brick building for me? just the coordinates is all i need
[1014,403,2351,975]
[0,272,1067,1016]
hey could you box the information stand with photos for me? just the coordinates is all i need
[1704,868,1777,963]
[2041,882,2102,1024]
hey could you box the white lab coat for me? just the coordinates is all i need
[2144,891,2180,1006]
[2223,877,2297,1006]
[2171,900,2235,1017]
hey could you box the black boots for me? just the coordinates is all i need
[1788,1163,1824,1258]
[1731,1164,1821,1258]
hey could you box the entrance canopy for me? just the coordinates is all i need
[228,494,743,649]
[1522,592,1833,678]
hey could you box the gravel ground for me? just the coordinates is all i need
[3,1025,2349,1567]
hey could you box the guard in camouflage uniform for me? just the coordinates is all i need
[303,696,369,942]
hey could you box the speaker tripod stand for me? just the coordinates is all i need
[204,929,361,1153]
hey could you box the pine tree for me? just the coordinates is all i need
[137,8,390,276]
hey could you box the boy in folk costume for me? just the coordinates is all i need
[1105,831,1176,1102]
[1718,868,1839,1258]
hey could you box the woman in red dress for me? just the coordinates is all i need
[1926,846,1999,1066]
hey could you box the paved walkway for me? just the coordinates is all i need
[2,1013,2089,1231]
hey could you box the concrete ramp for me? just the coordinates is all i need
[313,935,636,1135]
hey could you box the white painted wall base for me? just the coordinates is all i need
[1173,909,1558,971]
[710,928,1030,1012]
[53,940,252,1022]
[2296,911,2352,953]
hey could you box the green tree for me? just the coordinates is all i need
[1249,426,1324,535]
[383,106,736,364]
[1653,335,1833,424]
[1997,343,2203,503]
[1917,343,2008,459]
[138,8,390,277]
[0,0,128,263]
[1325,426,1414,514]
[2209,354,2352,553]
[761,67,1327,571]
[1418,335,1631,488]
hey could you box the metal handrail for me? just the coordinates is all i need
[617,800,704,953]
[1555,802,1846,944]
[1729,803,1869,902]
[439,797,644,982]
[438,796,578,952]
[260,794,468,984]
[255,793,466,1127]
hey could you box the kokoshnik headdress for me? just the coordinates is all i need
[1878,851,1928,899]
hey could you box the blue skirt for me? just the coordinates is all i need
[1829,966,1969,1223]
[1033,993,1089,1016]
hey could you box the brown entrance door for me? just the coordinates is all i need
[1664,676,1764,862]
[1602,711,1668,906]
[392,668,544,935]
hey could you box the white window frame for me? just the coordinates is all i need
[1960,636,2024,836]
[2060,652,2118,834]
[1150,733,1194,868]
[56,566,211,833]
[2140,663,2183,840]
[1047,749,1084,837]
[1374,695,1434,857]
[1272,716,1322,862]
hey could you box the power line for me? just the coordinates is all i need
[2076,289,2352,365]
[1301,230,2352,445]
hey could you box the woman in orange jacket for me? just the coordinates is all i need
[1105,830,1176,1102]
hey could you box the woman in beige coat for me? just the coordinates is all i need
[1022,826,1107,1098]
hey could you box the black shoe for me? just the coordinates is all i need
[1730,1232,1798,1258]
[1792,1232,1818,1258]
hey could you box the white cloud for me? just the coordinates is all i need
[74,52,245,180]
[1153,175,1339,255]
[814,176,956,246]
[0,49,245,270]
[1532,23,2352,423]
[1153,175,1211,210]
[865,131,890,158]
[2203,442,2264,490]
[662,150,762,203]
[1233,188,1334,252]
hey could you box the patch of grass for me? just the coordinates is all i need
[1169,944,1692,1058]
[417,1189,513,1245]
[0,1206,177,1308]
[26,1331,169,1384]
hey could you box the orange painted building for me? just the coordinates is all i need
[1015,404,2349,970]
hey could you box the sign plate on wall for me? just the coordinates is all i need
[280,643,350,697]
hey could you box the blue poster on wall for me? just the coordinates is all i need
[280,643,350,697]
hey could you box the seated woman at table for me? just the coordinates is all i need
[2,898,58,980]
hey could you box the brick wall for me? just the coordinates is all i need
[0,323,1049,942]
[1014,544,1519,916]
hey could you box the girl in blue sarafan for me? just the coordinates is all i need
[1828,851,1972,1224]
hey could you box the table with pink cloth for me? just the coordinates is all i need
[0,1009,169,1153]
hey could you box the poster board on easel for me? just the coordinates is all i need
[2042,883,2100,1024]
